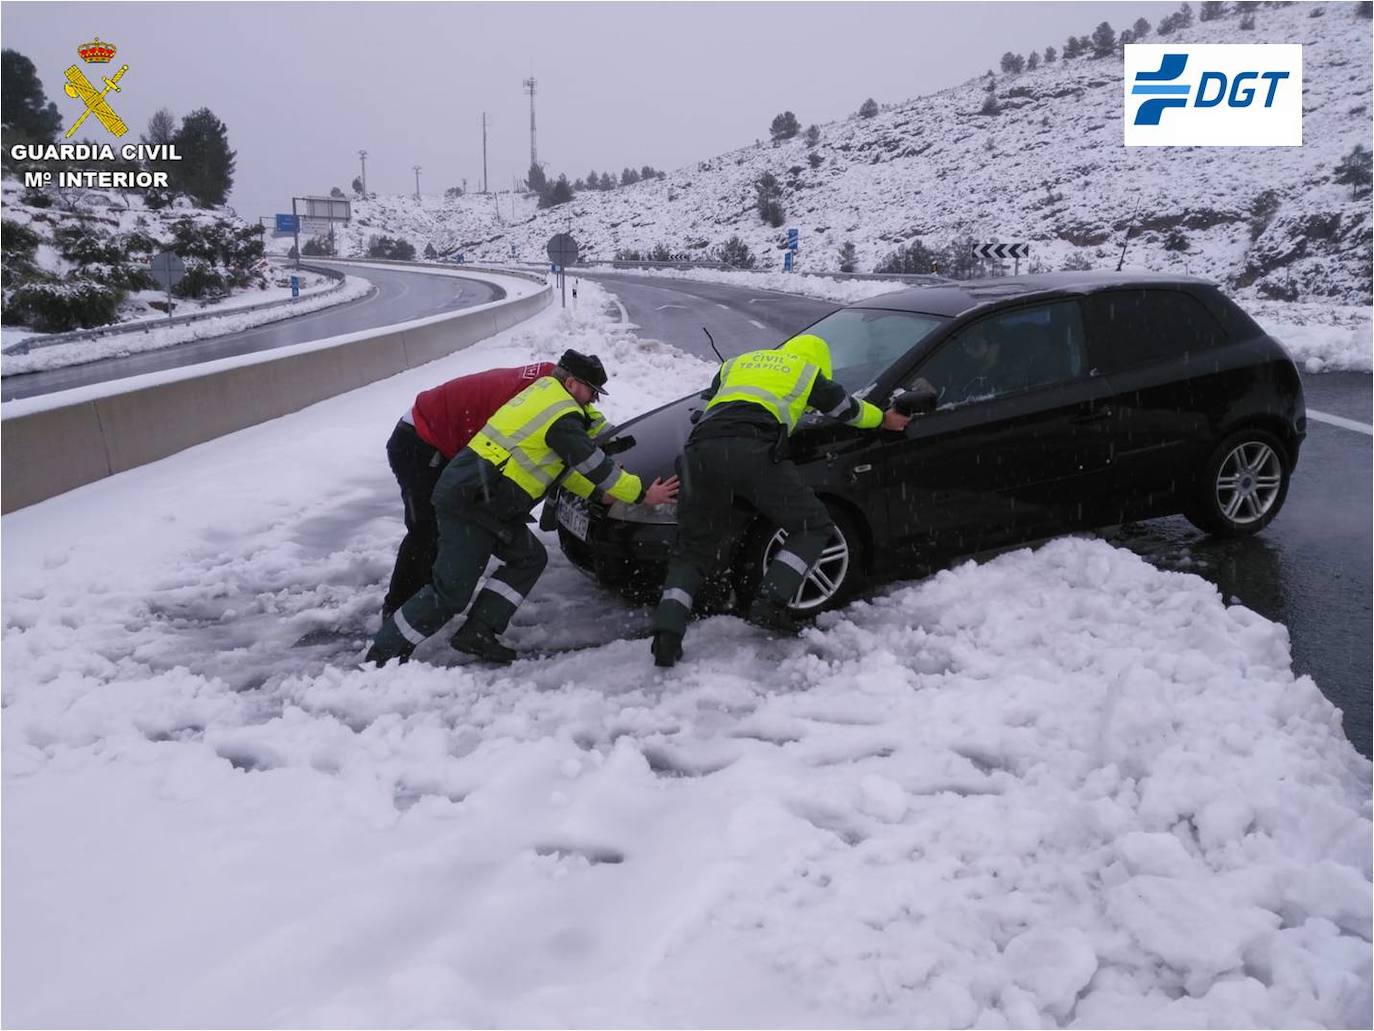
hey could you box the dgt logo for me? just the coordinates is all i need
[1124,44,1302,147]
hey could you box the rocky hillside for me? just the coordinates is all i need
[306,1,1371,305]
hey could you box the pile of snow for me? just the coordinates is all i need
[1,270,371,375]
[3,280,1368,1028]
[321,3,1370,306]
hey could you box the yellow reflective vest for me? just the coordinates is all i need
[468,377,641,503]
[706,339,880,434]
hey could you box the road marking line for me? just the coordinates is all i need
[715,303,730,310]
[748,319,767,330]
[614,300,629,324]
[654,304,687,311]
[1308,408,1373,436]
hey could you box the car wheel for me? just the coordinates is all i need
[734,505,866,616]
[1185,428,1290,537]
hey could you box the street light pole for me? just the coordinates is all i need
[358,149,367,198]
[413,164,422,200]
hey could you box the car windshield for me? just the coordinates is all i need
[803,308,948,392]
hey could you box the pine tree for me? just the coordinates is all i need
[351,176,363,196]
[141,108,177,147]
[169,108,236,207]
[755,171,784,226]
[1044,46,1057,63]
[598,171,614,190]
[804,124,820,147]
[1177,3,1194,28]
[1334,144,1372,197]
[769,110,800,141]
[1091,23,1117,56]
[1199,1,1223,21]
[716,235,756,269]
[858,97,879,118]
[329,186,345,198]
[838,241,857,273]
[526,162,547,192]
[640,165,657,180]
[1133,17,1151,37]
[1063,35,1081,59]
[1026,51,1041,71]
[620,167,640,185]
[1,49,63,152]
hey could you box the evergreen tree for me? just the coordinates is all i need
[1044,45,1057,63]
[980,93,1000,116]
[1334,144,1372,197]
[424,242,437,259]
[1091,22,1117,56]
[526,162,547,192]
[351,176,363,196]
[1199,1,1223,20]
[141,108,177,147]
[807,152,823,169]
[329,186,345,198]
[755,171,784,226]
[1,49,62,152]
[1119,29,1134,47]
[538,173,574,208]
[1177,3,1194,28]
[1063,35,1081,58]
[769,110,801,141]
[620,167,640,185]
[858,97,879,118]
[169,108,236,207]
[838,241,857,273]
[586,170,599,191]
[1026,51,1041,71]
[640,165,657,180]
[716,235,756,269]
[598,171,614,190]
[1133,17,1151,37]
[1000,52,1025,73]
[804,123,820,147]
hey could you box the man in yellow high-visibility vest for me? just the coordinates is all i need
[650,334,910,667]
[367,350,678,666]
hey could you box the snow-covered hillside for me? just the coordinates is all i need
[317,2,1371,306]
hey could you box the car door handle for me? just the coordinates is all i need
[1071,406,1113,425]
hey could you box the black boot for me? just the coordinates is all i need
[450,621,517,664]
[364,644,410,668]
[651,631,683,668]
[746,597,801,636]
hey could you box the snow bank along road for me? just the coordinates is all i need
[2,279,1368,1028]
[590,271,1374,757]
[0,261,504,402]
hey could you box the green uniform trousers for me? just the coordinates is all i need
[652,435,833,638]
[370,508,547,662]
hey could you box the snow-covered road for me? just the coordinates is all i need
[2,281,1369,1028]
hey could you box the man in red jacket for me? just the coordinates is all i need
[381,358,555,617]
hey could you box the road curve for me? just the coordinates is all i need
[1,263,504,402]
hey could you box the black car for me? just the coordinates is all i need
[553,272,1306,615]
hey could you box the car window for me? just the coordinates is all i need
[910,300,1087,408]
[798,308,947,392]
[1082,289,1226,374]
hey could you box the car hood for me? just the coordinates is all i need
[600,391,872,482]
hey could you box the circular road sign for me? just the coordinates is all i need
[150,251,186,291]
[546,233,580,267]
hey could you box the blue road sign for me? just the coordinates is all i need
[786,228,799,250]
[290,275,300,298]
[276,214,300,233]
[783,251,794,272]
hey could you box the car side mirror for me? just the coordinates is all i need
[892,381,938,417]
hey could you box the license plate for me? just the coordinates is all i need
[557,493,590,541]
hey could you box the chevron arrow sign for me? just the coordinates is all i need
[974,242,1030,260]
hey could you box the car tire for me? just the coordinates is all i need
[733,504,866,617]
[1185,427,1291,537]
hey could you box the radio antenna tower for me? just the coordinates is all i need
[522,75,538,171]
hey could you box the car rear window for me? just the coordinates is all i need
[802,308,947,391]
[1082,289,1227,374]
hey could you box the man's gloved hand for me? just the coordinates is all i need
[644,475,680,506]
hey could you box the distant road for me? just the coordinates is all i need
[1,263,502,402]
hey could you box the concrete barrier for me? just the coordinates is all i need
[2,268,551,513]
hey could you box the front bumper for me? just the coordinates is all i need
[552,489,675,594]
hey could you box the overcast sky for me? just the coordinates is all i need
[5,2,1178,222]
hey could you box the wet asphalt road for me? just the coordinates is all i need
[587,271,1373,757]
[1,263,502,402]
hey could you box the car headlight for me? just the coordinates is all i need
[606,499,679,524]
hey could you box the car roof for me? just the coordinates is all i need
[851,271,1216,318]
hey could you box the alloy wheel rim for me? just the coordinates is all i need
[1215,441,1282,525]
[762,526,851,611]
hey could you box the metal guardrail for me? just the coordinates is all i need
[577,259,951,286]
[2,262,354,356]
